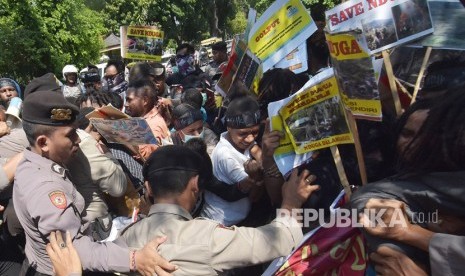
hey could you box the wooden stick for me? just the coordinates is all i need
[411,46,433,104]
[346,112,367,185]
[330,146,352,198]
[382,50,402,117]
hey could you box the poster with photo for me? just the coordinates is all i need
[90,118,157,146]
[215,40,248,97]
[409,0,465,50]
[278,70,354,154]
[326,32,382,120]
[120,26,164,61]
[232,49,261,90]
[325,0,434,55]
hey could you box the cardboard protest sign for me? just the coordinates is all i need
[215,40,248,97]
[120,26,164,61]
[244,8,257,43]
[248,0,317,72]
[326,32,382,120]
[326,0,434,55]
[90,118,158,146]
[231,49,261,91]
[85,104,129,120]
[279,71,354,154]
[274,42,308,74]
[409,0,465,50]
[268,96,313,177]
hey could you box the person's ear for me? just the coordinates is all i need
[189,175,199,193]
[144,181,153,197]
[36,135,50,153]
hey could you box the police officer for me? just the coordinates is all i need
[13,90,175,275]
[121,145,319,275]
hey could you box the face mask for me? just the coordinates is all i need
[182,128,204,143]
[176,54,195,76]
[201,92,207,106]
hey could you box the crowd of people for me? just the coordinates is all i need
[0,21,464,276]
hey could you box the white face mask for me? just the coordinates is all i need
[182,128,205,143]
[201,92,207,106]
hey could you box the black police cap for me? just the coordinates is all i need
[22,90,79,126]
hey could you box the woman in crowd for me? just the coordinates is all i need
[352,88,465,275]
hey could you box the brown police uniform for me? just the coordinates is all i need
[68,129,127,228]
[13,90,131,275]
[121,203,302,276]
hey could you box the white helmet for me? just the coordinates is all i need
[62,64,79,79]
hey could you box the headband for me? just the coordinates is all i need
[225,110,261,129]
[174,109,203,130]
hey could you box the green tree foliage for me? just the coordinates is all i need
[0,0,105,84]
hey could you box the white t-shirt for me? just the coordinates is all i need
[200,132,252,226]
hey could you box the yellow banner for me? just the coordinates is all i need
[248,0,312,62]
[341,94,381,118]
[300,133,353,153]
[325,32,382,120]
[279,75,354,155]
[121,25,164,61]
[280,77,339,119]
[326,33,369,61]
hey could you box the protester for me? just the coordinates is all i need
[0,78,22,108]
[121,145,319,275]
[124,79,170,158]
[200,95,264,226]
[171,103,218,155]
[166,43,210,89]
[103,60,128,95]
[352,88,465,275]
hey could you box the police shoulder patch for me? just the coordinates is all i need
[51,163,65,177]
[49,191,67,209]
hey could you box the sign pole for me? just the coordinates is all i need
[346,111,367,185]
[411,46,433,104]
[382,50,402,117]
[330,146,352,198]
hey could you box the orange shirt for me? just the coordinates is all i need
[138,106,169,159]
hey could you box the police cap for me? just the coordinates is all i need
[22,90,79,126]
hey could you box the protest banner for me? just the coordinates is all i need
[268,68,353,175]
[231,49,261,91]
[248,0,317,72]
[268,69,340,176]
[409,0,465,50]
[326,32,382,120]
[274,42,308,74]
[215,40,247,97]
[325,0,434,55]
[268,96,313,177]
[279,71,354,155]
[263,190,367,276]
[120,26,164,61]
[90,118,157,146]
